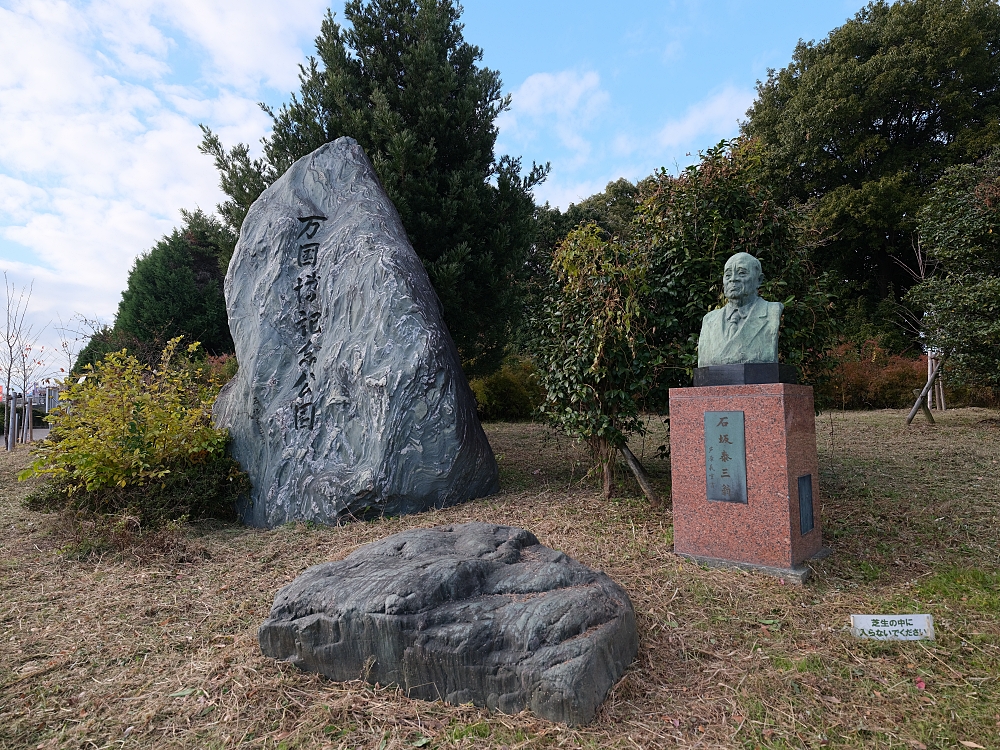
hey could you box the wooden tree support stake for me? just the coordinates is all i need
[620,444,661,507]
[907,358,942,425]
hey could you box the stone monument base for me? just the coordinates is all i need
[692,363,797,386]
[678,549,832,585]
[668,383,824,581]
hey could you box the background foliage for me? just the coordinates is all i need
[468,356,543,422]
[743,0,1000,347]
[638,138,836,407]
[820,340,928,410]
[530,140,838,492]
[906,147,1000,389]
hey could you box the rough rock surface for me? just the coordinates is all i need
[214,137,498,527]
[258,523,638,726]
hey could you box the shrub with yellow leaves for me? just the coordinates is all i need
[21,338,248,526]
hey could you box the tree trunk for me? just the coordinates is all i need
[596,437,614,500]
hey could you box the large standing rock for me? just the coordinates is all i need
[259,523,638,726]
[214,138,499,527]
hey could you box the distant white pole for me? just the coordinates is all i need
[927,354,935,410]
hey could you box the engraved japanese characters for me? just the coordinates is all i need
[704,411,747,504]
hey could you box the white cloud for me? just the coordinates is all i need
[89,0,172,79]
[657,85,754,149]
[661,39,684,62]
[0,177,48,223]
[0,0,327,368]
[509,70,607,119]
[156,0,330,92]
[499,70,609,167]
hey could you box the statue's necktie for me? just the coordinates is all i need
[727,309,745,335]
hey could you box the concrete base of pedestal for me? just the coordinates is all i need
[678,548,832,585]
[669,383,824,571]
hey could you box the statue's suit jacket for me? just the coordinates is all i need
[697,296,783,367]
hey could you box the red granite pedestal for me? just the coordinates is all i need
[669,383,826,583]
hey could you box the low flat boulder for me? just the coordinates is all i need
[258,522,638,726]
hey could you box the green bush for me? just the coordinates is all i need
[20,338,249,526]
[25,454,246,528]
[469,357,544,422]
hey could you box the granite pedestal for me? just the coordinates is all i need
[669,383,825,582]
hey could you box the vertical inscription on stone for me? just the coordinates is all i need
[704,411,747,504]
[292,214,327,429]
[798,474,814,535]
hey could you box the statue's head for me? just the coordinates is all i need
[723,252,762,305]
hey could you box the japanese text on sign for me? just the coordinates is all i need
[850,614,935,641]
[704,411,747,504]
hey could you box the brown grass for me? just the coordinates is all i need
[2,410,999,749]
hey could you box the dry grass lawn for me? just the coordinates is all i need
[2,409,999,749]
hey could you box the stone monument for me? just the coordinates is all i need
[669,252,825,582]
[214,137,499,527]
[259,523,638,726]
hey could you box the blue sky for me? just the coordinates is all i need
[0,0,867,369]
[463,0,863,206]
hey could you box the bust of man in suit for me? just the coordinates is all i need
[697,252,783,368]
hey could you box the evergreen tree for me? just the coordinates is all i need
[200,0,546,376]
[743,0,1000,340]
[905,148,1000,389]
[73,325,159,374]
[113,210,235,356]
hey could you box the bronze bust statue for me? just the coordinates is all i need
[697,252,783,368]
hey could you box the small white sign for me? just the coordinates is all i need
[851,614,934,641]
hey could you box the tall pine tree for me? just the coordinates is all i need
[200,0,546,376]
